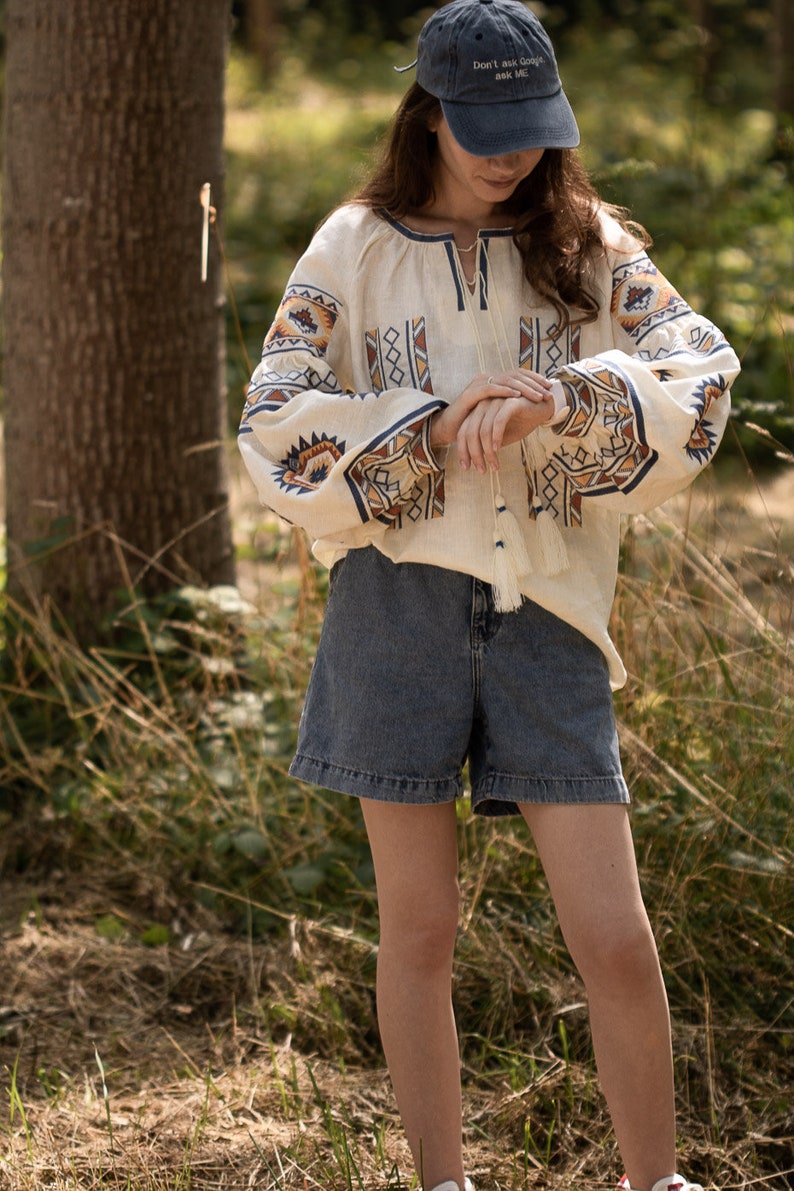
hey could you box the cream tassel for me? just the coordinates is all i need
[535,504,569,574]
[494,491,531,576]
[492,530,524,612]
[490,478,530,612]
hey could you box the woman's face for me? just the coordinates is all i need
[430,114,545,213]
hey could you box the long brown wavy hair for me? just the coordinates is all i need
[354,83,650,329]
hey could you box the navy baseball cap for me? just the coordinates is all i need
[414,0,579,156]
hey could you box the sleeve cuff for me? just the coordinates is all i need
[546,379,571,425]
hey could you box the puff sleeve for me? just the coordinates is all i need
[538,236,740,518]
[238,211,446,546]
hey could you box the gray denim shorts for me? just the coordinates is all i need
[289,547,629,816]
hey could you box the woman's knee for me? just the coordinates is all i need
[567,909,662,994]
[378,877,461,973]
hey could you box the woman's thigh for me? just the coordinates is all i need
[519,803,659,982]
[361,799,461,963]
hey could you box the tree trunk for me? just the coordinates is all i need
[688,0,719,100]
[245,0,280,75]
[2,0,235,640]
[772,0,794,157]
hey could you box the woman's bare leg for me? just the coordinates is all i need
[520,803,676,1191]
[360,798,465,1191]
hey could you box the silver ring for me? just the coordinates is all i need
[488,376,496,384]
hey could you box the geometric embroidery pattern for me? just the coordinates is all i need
[240,363,333,425]
[519,316,582,374]
[240,284,342,426]
[365,329,385,393]
[542,364,656,527]
[383,326,407,386]
[273,432,346,495]
[344,404,445,525]
[516,316,583,524]
[634,320,728,368]
[264,284,341,357]
[612,256,691,345]
[364,318,435,395]
[685,321,729,359]
[409,316,434,393]
[392,470,446,528]
[686,374,728,463]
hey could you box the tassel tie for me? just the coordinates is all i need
[491,488,531,613]
[489,477,569,612]
[533,500,569,574]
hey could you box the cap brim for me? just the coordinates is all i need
[442,90,580,156]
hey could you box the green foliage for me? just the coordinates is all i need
[0,556,376,939]
[573,28,794,464]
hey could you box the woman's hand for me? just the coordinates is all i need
[456,392,554,472]
[429,370,555,472]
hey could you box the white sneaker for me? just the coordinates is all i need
[429,1180,475,1191]
[619,1175,705,1191]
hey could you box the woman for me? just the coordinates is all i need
[239,3,740,1189]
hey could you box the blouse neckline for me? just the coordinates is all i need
[380,211,515,244]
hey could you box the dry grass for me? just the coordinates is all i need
[0,860,790,1190]
[1,459,792,1191]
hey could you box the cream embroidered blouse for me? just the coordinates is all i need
[239,202,740,687]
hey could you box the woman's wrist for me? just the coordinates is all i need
[429,409,450,450]
[545,379,570,424]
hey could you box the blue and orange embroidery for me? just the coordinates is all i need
[686,375,728,463]
[344,405,445,525]
[519,316,581,374]
[275,433,346,494]
[365,318,435,395]
[612,257,690,344]
[265,285,340,355]
[240,284,343,426]
[531,364,656,527]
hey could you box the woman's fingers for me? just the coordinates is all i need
[457,402,488,472]
[489,369,553,403]
[478,400,508,469]
[430,375,505,448]
[459,399,510,473]
[457,393,555,472]
[486,375,522,397]
[432,371,555,451]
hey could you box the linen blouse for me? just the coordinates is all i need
[239,202,740,687]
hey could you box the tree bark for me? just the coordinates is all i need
[689,0,719,99]
[244,0,280,74]
[772,0,794,157]
[2,0,235,639]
